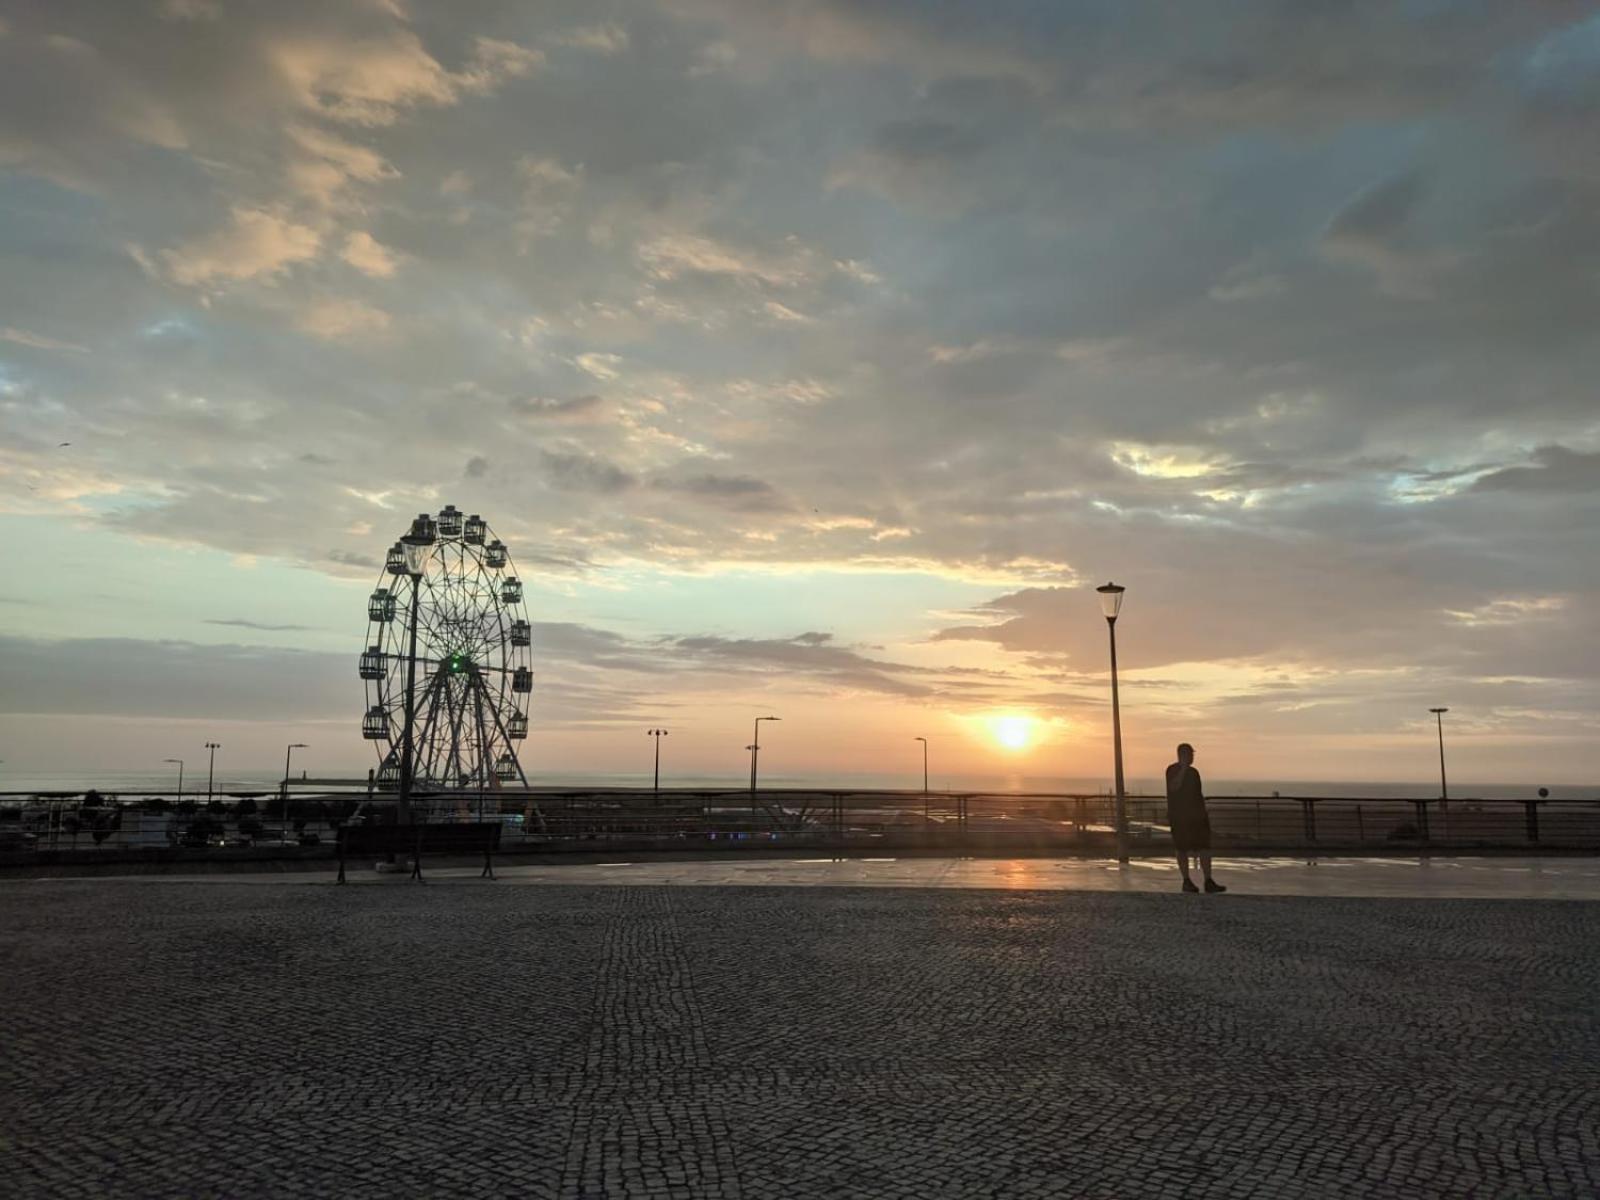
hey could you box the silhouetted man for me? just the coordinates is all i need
[1166,743,1224,894]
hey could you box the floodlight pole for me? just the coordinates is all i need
[204,742,221,801]
[282,743,307,844]
[648,729,668,798]
[914,737,929,822]
[163,758,184,802]
[749,716,780,815]
[1430,707,1450,809]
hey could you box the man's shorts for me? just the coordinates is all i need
[1167,801,1212,853]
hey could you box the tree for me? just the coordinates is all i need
[183,815,224,846]
[237,816,265,842]
[233,796,258,818]
[89,807,123,847]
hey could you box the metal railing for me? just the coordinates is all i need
[3,787,1598,859]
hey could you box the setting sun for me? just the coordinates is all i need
[991,715,1035,751]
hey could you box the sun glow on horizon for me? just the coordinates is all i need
[990,714,1036,751]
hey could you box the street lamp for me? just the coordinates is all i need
[1429,707,1449,806]
[163,758,184,802]
[914,736,929,823]
[647,729,668,797]
[749,716,780,812]
[282,743,308,844]
[1096,582,1129,864]
[204,742,221,801]
[397,514,436,824]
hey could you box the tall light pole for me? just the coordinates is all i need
[163,758,184,802]
[204,742,221,802]
[282,743,307,843]
[914,736,929,823]
[749,716,780,813]
[1429,707,1449,807]
[397,515,437,825]
[647,729,668,797]
[1096,582,1129,864]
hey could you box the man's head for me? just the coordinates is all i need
[1177,742,1195,766]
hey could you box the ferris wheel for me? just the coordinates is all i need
[360,505,532,793]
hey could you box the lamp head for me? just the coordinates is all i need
[1096,581,1126,620]
[1429,707,1449,715]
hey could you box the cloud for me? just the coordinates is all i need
[268,31,539,127]
[548,23,630,55]
[163,208,321,287]
[1473,446,1600,494]
[0,327,87,353]
[295,298,391,339]
[517,156,584,240]
[656,472,789,512]
[1320,172,1444,297]
[158,0,222,20]
[510,394,605,421]
[542,450,637,494]
[669,631,952,698]
[340,230,400,277]
[3,0,1600,777]
[575,352,622,380]
[286,124,400,206]
[463,455,489,479]
[204,618,316,632]
[327,549,380,571]
[637,233,813,288]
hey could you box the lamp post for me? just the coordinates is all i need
[914,736,929,822]
[647,729,668,797]
[397,516,437,825]
[1429,707,1449,807]
[204,742,221,802]
[1096,582,1129,864]
[749,716,780,814]
[282,743,307,844]
[163,758,184,802]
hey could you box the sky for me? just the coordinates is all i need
[1,0,1598,789]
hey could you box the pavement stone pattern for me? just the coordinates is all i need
[2,881,1598,1198]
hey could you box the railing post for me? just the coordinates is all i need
[1415,800,1430,841]
[1301,799,1316,843]
[1525,801,1539,845]
[1076,797,1088,846]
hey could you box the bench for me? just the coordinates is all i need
[336,821,503,883]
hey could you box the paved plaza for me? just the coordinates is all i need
[3,865,1599,1197]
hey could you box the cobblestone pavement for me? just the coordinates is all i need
[3,882,1598,1197]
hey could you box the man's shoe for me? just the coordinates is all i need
[1204,879,1227,894]
[1181,879,1199,893]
